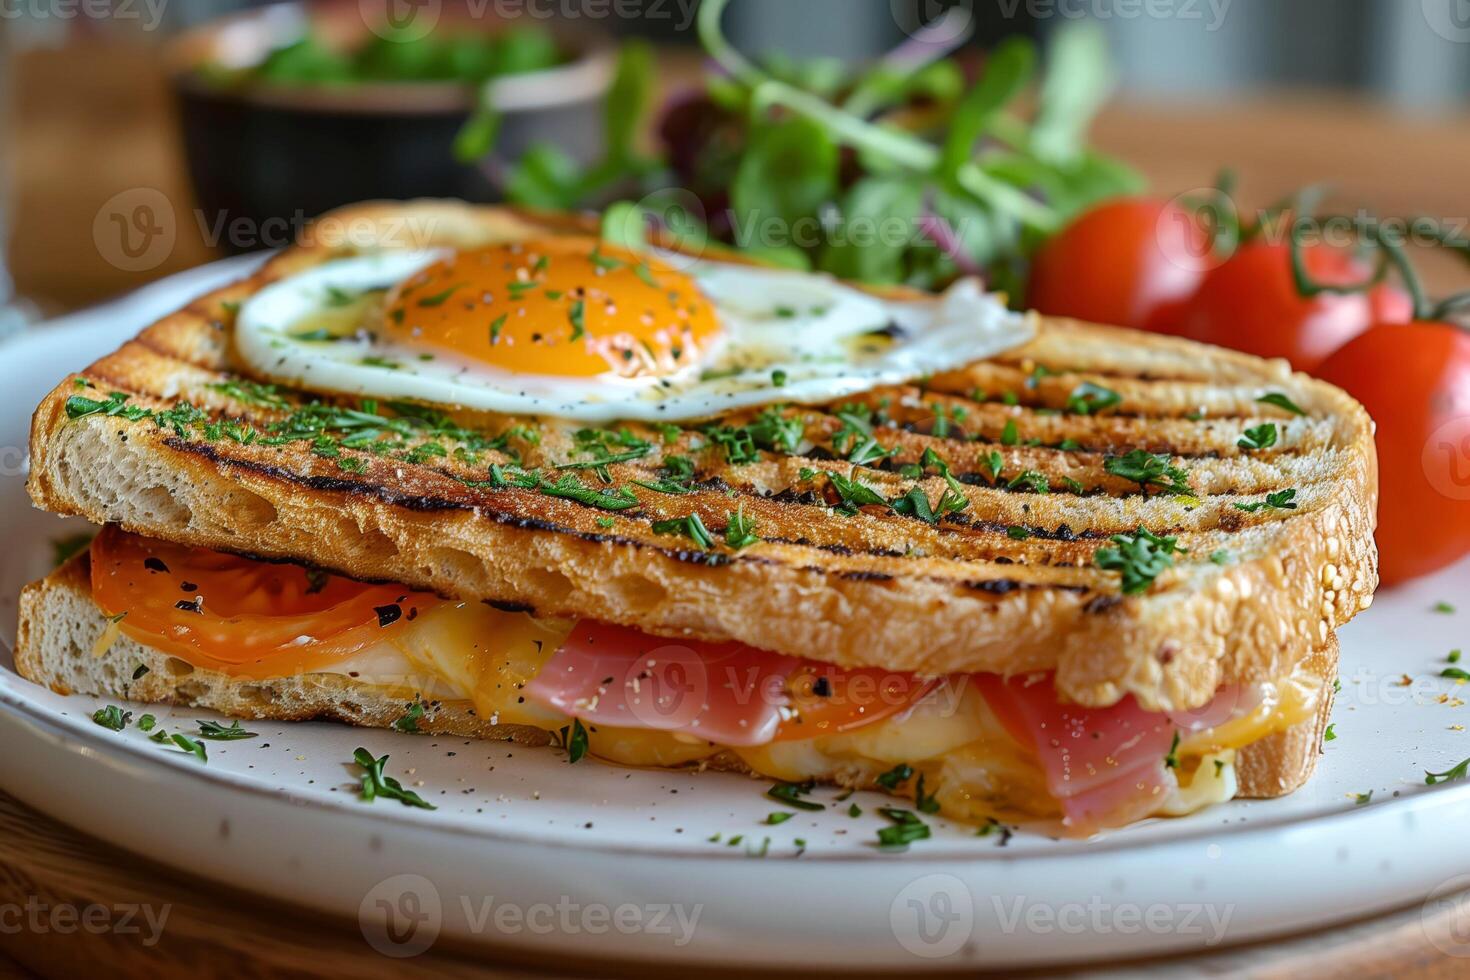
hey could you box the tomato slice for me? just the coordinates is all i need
[89,526,441,677]
[773,662,938,742]
[974,672,1177,832]
[524,620,937,747]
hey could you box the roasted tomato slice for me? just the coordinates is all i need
[89,525,439,677]
[773,662,939,742]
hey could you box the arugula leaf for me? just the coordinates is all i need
[938,37,1036,186]
[731,116,838,237]
[1032,21,1115,165]
[819,177,924,284]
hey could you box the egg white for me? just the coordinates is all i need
[234,249,1035,424]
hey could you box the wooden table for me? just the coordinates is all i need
[7,39,1470,979]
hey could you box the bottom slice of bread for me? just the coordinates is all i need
[16,553,1336,806]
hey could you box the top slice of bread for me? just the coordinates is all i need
[25,200,1378,712]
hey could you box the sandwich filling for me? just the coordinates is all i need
[89,526,1324,835]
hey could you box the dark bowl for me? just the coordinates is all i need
[168,2,614,253]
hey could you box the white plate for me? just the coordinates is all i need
[2,258,1469,970]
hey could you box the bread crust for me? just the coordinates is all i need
[16,553,1335,802]
[24,200,1378,712]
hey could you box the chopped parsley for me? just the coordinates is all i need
[170,733,208,763]
[1104,450,1192,495]
[562,718,589,764]
[1066,382,1121,415]
[764,812,794,825]
[1426,757,1470,785]
[393,701,426,733]
[1000,419,1020,446]
[875,763,914,790]
[1237,423,1279,451]
[767,782,824,811]
[1256,392,1306,416]
[568,299,586,342]
[875,807,930,850]
[1234,489,1298,513]
[651,513,715,550]
[1433,601,1456,614]
[137,714,156,732]
[1006,526,1031,541]
[1164,731,1181,768]
[1441,668,1470,682]
[353,747,434,808]
[725,505,760,550]
[65,391,151,422]
[1094,527,1186,595]
[1209,549,1232,565]
[1323,723,1337,742]
[197,719,259,740]
[489,313,507,345]
[91,705,132,731]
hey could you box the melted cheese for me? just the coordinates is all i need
[159,599,1322,825]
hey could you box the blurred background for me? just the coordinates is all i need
[3,0,1469,317]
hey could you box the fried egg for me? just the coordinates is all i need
[235,237,1034,423]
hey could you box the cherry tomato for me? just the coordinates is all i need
[1316,322,1470,585]
[1028,197,1214,335]
[91,526,439,676]
[1177,241,1412,373]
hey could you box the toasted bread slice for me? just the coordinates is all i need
[25,201,1377,713]
[15,550,1336,802]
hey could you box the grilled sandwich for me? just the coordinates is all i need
[17,201,1377,834]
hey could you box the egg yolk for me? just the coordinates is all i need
[383,237,721,379]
